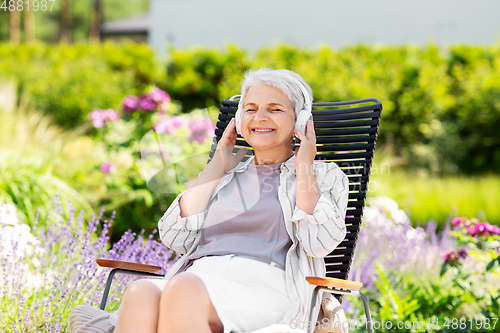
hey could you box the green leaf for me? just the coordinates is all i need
[486,256,500,271]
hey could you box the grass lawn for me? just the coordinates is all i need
[369,171,500,229]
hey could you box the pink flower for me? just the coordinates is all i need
[451,217,463,226]
[441,250,456,264]
[103,109,120,121]
[139,95,156,111]
[188,118,216,144]
[122,96,139,112]
[153,116,189,135]
[441,249,467,264]
[100,162,117,175]
[466,225,476,236]
[487,224,500,235]
[88,108,120,128]
[148,88,170,104]
[475,222,487,235]
[88,109,106,128]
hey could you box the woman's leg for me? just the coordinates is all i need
[157,272,224,333]
[114,279,163,333]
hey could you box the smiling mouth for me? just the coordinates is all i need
[252,129,274,132]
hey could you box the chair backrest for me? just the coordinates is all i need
[210,97,383,298]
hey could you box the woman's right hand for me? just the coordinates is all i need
[215,118,248,173]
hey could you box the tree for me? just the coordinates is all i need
[89,0,101,43]
[9,6,20,44]
[25,7,35,42]
[60,0,72,43]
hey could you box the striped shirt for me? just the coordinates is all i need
[158,154,349,326]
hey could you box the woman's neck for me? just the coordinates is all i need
[253,149,294,165]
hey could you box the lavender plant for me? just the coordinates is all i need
[0,197,178,333]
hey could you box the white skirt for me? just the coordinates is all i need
[109,254,295,333]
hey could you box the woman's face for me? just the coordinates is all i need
[241,83,296,152]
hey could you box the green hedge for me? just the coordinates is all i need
[165,43,500,175]
[1,42,499,175]
[0,41,164,129]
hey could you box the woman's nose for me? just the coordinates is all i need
[253,107,269,121]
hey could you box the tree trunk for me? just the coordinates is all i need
[89,0,101,43]
[60,0,72,43]
[25,6,35,42]
[9,6,20,44]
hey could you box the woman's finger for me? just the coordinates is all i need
[306,120,316,143]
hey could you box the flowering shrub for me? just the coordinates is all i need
[348,196,455,291]
[344,200,500,332]
[0,197,177,332]
[86,87,215,240]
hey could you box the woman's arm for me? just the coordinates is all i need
[292,162,349,259]
[292,120,349,258]
[160,118,247,253]
[179,117,247,217]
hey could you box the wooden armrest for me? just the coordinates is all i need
[96,259,162,274]
[306,276,363,290]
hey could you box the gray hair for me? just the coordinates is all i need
[239,68,313,117]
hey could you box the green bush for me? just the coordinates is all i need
[2,42,499,174]
[164,43,500,175]
[0,42,164,129]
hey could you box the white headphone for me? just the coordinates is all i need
[235,80,313,136]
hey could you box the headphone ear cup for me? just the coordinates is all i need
[295,109,313,134]
[235,112,242,136]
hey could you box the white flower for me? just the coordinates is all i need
[0,203,19,225]
[366,196,410,225]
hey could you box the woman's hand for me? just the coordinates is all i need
[293,120,317,167]
[215,118,248,173]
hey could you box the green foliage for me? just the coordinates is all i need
[0,41,163,129]
[0,81,94,227]
[370,170,500,228]
[164,43,500,175]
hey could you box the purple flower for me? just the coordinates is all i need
[100,162,117,175]
[122,96,139,113]
[153,116,189,135]
[88,109,106,129]
[148,88,170,104]
[188,118,216,144]
[458,248,467,259]
[139,93,156,111]
[1,195,178,327]
[88,109,120,128]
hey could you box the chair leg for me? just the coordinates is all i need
[359,290,374,333]
[98,269,165,311]
[100,269,120,310]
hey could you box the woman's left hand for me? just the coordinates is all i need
[293,120,317,167]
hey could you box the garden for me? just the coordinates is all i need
[0,42,499,332]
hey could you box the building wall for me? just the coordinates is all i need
[150,0,500,54]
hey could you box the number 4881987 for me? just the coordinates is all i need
[1,0,56,11]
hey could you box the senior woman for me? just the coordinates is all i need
[110,68,349,333]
